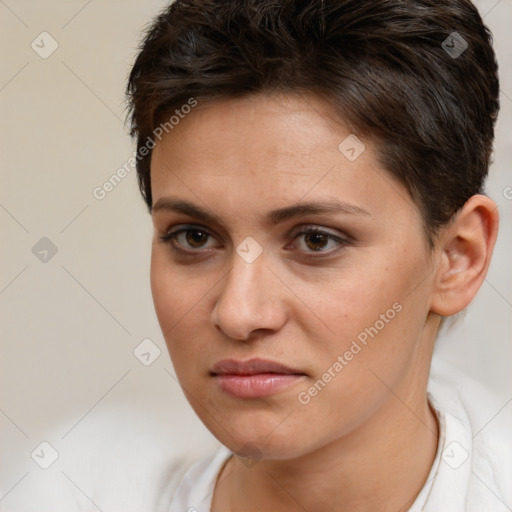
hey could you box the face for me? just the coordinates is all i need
[149,92,437,460]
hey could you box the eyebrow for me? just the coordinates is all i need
[151,197,371,226]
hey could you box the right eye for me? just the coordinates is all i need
[159,225,220,254]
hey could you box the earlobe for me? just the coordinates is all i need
[430,195,499,317]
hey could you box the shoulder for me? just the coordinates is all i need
[426,355,512,511]
[167,445,233,512]
[0,402,221,512]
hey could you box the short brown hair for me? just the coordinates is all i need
[126,0,499,245]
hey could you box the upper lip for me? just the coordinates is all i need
[211,358,305,376]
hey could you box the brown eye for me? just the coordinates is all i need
[184,229,209,248]
[159,226,218,252]
[290,227,348,255]
[304,232,330,251]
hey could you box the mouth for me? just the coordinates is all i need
[210,358,307,399]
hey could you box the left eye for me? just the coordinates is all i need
[159,225,347,255]
[289,228,347,253]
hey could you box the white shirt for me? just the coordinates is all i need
[168,371,511,512]
[1,356,509,511]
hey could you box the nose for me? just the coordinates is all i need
[211,249,287,341]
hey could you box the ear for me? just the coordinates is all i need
[430,194,499,316]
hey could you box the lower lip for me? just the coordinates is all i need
[214,373,305,398]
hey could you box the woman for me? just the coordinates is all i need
[126,0,509,510]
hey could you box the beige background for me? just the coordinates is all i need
[0,0,511,509]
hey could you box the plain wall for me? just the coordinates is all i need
[1,0,511,508]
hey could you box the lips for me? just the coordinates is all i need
[210,358,304,376]
[210,358,306,398]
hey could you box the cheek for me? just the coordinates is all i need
[150,247,206,325]
[296,253,428,383]
[292,263,402,342]
[150,250,193,357]
[150,250,180,329]
[150,247,215,378]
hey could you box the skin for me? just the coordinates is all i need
[149,92,499,512]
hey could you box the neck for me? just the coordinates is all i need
[222,398,437,512]
[213,318,441,512]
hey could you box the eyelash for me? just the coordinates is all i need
[158,224,350,259]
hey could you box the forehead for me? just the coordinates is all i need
[152,92,349,173]
[149,92,417,227]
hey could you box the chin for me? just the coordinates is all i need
[203,413,313,461]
